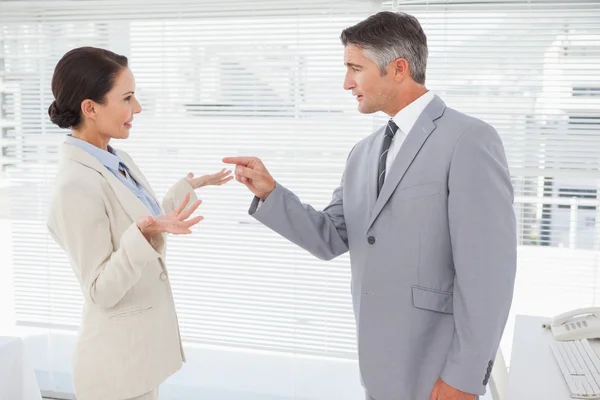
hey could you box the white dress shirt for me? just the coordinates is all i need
[385,90,435,181]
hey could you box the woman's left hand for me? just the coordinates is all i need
[185,168,233,189]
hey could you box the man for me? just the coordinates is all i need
[224,11,516,400]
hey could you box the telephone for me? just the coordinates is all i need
[543,307,600,341]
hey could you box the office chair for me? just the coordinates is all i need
[488,347,508,400]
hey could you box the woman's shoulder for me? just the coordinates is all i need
[52,159,106,198]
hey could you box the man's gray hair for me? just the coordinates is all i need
[340,11,428,84]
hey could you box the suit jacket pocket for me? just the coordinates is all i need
[394,181,441,202]
[411,285,453,314]
[108,305,153,320]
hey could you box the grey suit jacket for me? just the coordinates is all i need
[249,95,516,399]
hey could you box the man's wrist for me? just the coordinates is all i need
[261,181,276,200]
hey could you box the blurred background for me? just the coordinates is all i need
[0,0,599,399]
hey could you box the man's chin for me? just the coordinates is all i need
[357,103,377,114]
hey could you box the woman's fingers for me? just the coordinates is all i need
[174,192,191,215]
[178,199,202,220]
[156,214,204,234]
[182,215,204,229]
[217,176,234,185]
[213,169,232,180]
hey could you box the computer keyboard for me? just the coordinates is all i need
[551,338,600,398]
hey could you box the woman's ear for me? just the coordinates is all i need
[81,99,97,122]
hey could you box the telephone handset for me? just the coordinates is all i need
[543,307,600,341]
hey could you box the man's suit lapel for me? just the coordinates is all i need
[367,96,447,229]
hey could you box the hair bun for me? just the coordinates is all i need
[48,100,80,129]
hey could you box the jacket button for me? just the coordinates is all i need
[160,272,167,281]
[367,236,376,245]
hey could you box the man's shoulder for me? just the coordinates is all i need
[441,106,496,134]
[434,107,500,152]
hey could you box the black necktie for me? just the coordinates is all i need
[377,120,398,197]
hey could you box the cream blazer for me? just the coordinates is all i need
[47,143,197,400]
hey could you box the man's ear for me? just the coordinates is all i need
[81,99,97,122]
[393,58,410,82]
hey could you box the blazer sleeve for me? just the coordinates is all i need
[115,148,197,215]
[47,182,162,309]
[162,178,198,214]
[440,123,517,395]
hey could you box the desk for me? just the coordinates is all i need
[0,336,42,400]
[508,314,600,399]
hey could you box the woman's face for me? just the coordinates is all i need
[93,67,142,140]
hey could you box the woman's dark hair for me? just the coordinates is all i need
[48,47,128,129]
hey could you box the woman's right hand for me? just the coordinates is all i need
[136,193,203,240]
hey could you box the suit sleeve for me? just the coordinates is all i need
[47,183,161,308]
[247,149,355,261]
[440,123,517,395]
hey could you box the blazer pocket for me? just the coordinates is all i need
[394,181,441,202]
[411,285,453,314]
[108,305,153,320]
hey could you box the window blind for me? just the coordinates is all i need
[1,0,599,372]
[383,0,600,353]
[0,0,381,360]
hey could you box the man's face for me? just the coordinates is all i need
[343,44,397,114]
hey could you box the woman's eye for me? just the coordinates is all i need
[125,96,131,101]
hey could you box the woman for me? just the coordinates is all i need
[46,46,232,400]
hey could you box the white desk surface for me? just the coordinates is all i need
[508,314,600,400]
